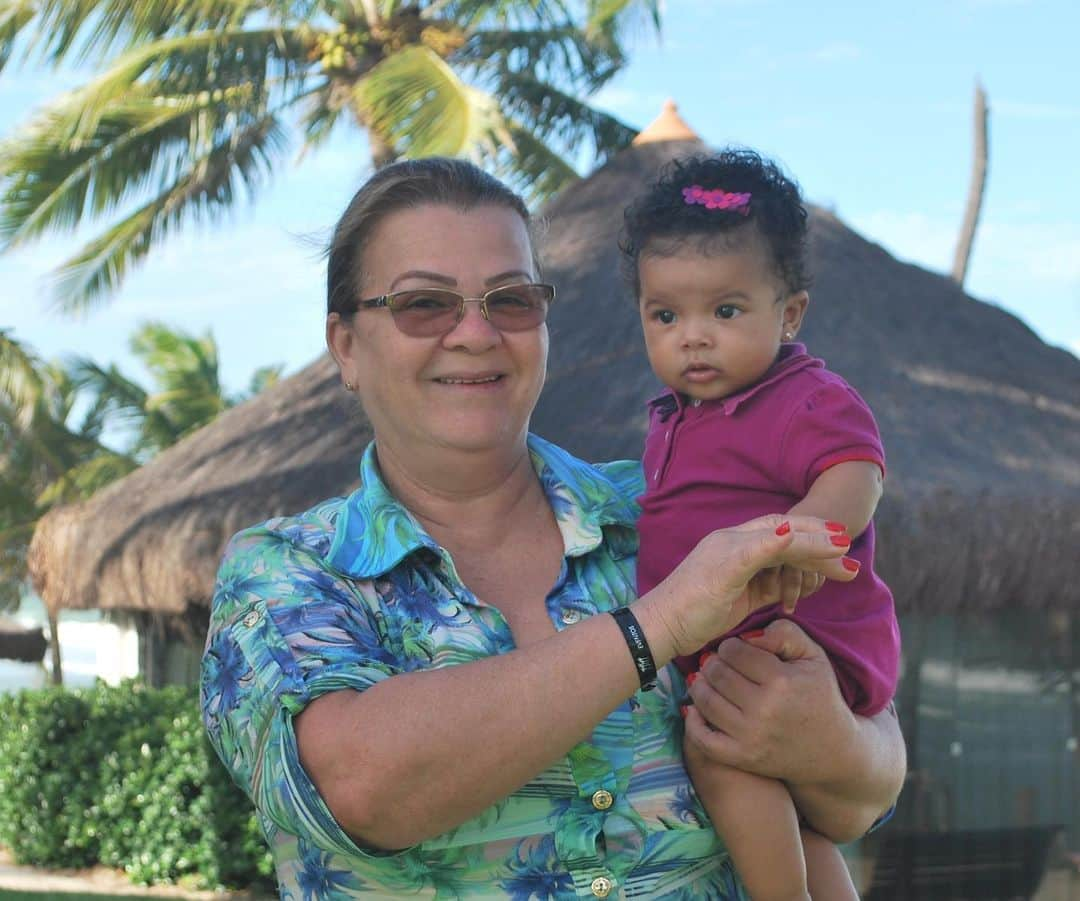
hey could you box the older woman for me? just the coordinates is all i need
[201,158,904,899]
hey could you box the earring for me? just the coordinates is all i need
[344,380,354,392]
[783,332,793,341]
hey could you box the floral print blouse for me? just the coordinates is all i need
[201,434,747,899]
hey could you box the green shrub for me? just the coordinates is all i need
[0,681,273,891]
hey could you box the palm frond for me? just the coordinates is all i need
[68,357,149,433]
[244,362,283,398]
[0,82,282,248]
[354,43,512,159]
[584,0,660,40]
[0,329,47,424]
[48,110,289,311]
[488,68,636,161]
[55,27,310,142]
[459,25,625,94]
[0,0,38,73]
[439,0,573,31]
[495,121,577,202]
[16,0,269,68]
[36,449,136,506]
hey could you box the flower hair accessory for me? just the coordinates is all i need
[682,185,751,215]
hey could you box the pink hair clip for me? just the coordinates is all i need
[682,185,751,215]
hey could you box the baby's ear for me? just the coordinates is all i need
[781,290,809,334]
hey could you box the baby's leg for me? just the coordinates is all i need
[802,827,859,900]
[685,743,809,901]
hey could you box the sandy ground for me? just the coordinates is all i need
[0,849,272,898]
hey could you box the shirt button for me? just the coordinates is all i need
[560,608,582,625]
[591,789,614,810]
[241,610,260,628]
[591,876,613,898]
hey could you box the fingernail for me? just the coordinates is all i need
[698,651,714,668]
[775,521,791,536]
[842,557,861,572]
[686,671,699,686]
[679,704,690,719]
[826,521,846,532]
[830,534,851,547]
[741,629,766,639]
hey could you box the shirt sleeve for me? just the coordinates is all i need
[200,525,404,859]
[777,379,886,497]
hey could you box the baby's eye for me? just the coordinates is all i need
[652,309,677,325]
[714,304,740,320]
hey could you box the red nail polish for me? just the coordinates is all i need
[698,651,714,668]
[686,671,699,686]
[742,629,766,639]
[680,704,690,719]
[826,521,846,532]
[775,521,791,536]
[830,534,851,547]
[842,558,861,572]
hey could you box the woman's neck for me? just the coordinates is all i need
[373,438,548,549]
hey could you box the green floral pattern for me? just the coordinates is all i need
[201,435,747,899]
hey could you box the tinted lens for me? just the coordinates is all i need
[388,290,462,336]
[484,285,552,331]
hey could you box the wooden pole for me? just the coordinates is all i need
[46,607,63,686]
[951,82,989,286]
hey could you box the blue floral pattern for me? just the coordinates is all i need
[201,435,747,899]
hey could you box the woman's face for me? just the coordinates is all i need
[328,203,547,459]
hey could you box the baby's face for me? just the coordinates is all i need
[638,241,806,402]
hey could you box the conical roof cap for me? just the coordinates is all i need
[632,99,700,145]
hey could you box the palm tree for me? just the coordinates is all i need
[0,0,656,313]
[0,323,279,606]
[71,321,283,459]
[1,323,280,679]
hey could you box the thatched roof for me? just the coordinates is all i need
[28,137,1080,622]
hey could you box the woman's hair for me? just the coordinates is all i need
[327,157,536,315]
[619,148,810,297]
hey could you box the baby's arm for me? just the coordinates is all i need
[773,462,883,611]
[787,460,883,538]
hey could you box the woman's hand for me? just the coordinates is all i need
[684,618,905,841]
[636,514,856,661]
[684,618,852,779]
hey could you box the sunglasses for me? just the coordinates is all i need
[344,283,556,338]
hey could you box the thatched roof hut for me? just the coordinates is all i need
[28,110,1080,628]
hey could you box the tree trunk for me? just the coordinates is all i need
[46,607,63,685]
[951,82,989,286]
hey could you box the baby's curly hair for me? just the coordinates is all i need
[620,149,810,297]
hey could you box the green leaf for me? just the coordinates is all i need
[0,0,38,73]
[49,110,289,311]
[354,43,512,159]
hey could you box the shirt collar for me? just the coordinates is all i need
[649,342,822,418]
[326,434,638,579]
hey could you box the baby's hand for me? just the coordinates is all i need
[776,565,825,613]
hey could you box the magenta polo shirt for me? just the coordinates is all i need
[637,343,900,716]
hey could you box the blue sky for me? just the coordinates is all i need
[2,0,1078,402]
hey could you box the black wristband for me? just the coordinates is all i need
[610,606,658,692]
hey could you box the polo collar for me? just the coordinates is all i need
[326,434,638,579]
[649,342,821,419]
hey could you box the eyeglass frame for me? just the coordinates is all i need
[336,282,557,335]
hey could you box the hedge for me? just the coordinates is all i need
[0,680,273,891]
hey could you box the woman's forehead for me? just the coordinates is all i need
[362,204,534,279]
